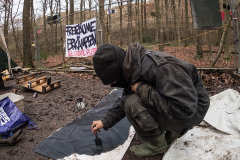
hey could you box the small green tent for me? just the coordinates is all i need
[0,46,17,71]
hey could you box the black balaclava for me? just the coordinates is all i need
[93,44,128,88]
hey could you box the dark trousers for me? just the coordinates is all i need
[120,94,163,142]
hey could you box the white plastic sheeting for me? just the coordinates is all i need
[163,89,240,160]
[59,126,135,160]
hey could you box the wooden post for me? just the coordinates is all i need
[223,0,230,59]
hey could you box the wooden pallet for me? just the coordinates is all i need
[16,74,35,84]
[16,74,61,93]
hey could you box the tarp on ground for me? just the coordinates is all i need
[33,88,135,160]
[163,89,240,160]
[0,46,17,71]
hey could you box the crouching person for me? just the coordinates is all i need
[91,43,210,157]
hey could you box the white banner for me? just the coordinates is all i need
[65,17,97,57]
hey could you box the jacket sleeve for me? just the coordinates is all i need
[100,89,132,130]
[136,63,198,121]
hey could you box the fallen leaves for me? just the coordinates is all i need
[200,71,240,96]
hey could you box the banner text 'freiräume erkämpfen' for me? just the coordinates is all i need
[65,18,97,57]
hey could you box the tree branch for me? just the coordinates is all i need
[211,2,240,67]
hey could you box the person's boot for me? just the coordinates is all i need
[165,130,181,144]
[130,133,168,157]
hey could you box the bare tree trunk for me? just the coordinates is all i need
[144,0,146,29]
[207,32,213,64]
[177,0,181,46]
[155,0,160,45]
[196,30,203,58]
[58,0,65,64]
[70,0,74,24]
[10,2,22,59]
[118,0,123,46]
[80,0,83,22]
[50,0,53,55]
[55,1,58,55]
[84,1,86,21]
[107,0,112,43]
[4,2,9,46]
[136,0,141,43]
[99,0,105,44]
[160,1,163,51]
[155,0,163,51]
[134,3,138,42]
[217,0,223,46]
[164,0,169,42]
[65,0,68,25]
[184,0,189,46]
[23,0,33,67]
[140,0,143,42]
[88,0,92,18]
[223,0,230,59]
[171,0,177,41]
[155,16,158,42]
[43,0,47,55]
[217,28,223,46]
[128,0,133,42]
[30,0,34,57]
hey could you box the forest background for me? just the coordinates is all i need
[0,0,239,70]
[1,1,240,159]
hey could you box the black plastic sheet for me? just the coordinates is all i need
[33,88,131,159]
[191,0,222,30]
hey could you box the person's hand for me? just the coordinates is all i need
[131,82,142,93]
[91,120,104,133]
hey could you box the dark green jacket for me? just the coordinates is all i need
[101,43,210,132]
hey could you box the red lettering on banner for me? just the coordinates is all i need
[74,51,78,57]
[79,50,84,57]
[68,48,97,57]
[83,50,86,57]
[77,51,80,57]
[68,51,73,57]
[86,49,91,56]
[91,48,97,55]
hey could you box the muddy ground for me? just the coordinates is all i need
[0,70,240,160]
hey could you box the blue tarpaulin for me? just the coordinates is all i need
[0,97,30,138]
